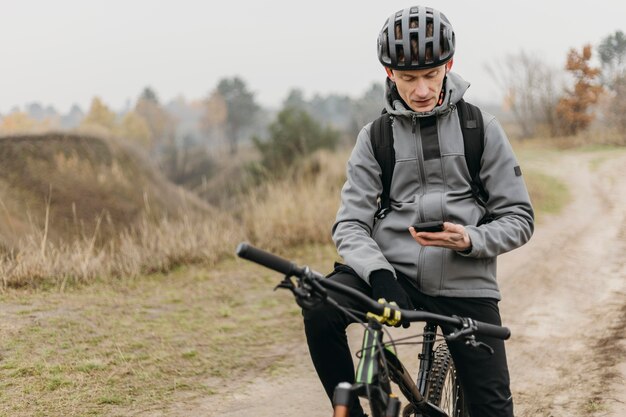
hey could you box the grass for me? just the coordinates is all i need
[0,243,339,416]
[587,147,626,171]
[583,400,607,413]
[512,140,572,220]
[523,170,570,218]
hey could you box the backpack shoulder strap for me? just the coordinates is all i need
[457,99,489,204]
[370,111,395,219]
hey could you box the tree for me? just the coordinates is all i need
[80,97,117,133]
[598,31,626,142]
[486,51,562,138]
[283,88,308,110]
[139,87,160,104]
[556,45,603,136]
[309,93,353,130]
[134,86,176,151]
[116,111,152,147]
[607,75,626,143]
[253,106,340,174]
[200,90,228,147]
[216,77,260,154]
[61,104,84,129]
[0,111,38,134]
[352,82,386,136]
[598,30,626,88]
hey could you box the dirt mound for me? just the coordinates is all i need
[0,132,209,250]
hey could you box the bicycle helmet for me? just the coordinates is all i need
[377,6,455,70]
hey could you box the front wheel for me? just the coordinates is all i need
[425,343,469,417]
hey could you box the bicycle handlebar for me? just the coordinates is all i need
[236,242,304,276]
[471,320,511,340]
[236,243,510,340]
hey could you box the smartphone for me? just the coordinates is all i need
[412,221,444,233]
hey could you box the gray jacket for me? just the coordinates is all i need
[332,72,534,300]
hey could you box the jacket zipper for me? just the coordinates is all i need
[412,114,428,287]
[412,115,428,223]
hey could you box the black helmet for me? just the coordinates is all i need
[377,6,455,70]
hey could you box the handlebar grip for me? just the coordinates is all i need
[474,320,511,340]
[236,242,298,276]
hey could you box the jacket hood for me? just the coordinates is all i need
[384,71,470,118]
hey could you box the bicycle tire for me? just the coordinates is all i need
[425,344,469,417]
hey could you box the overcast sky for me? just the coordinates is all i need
[1,0,625,114]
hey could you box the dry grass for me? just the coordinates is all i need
[241,149,348,251]
[0,147,349,291]
[0,136,575,291]
[0,210,244,290]
[0,201,243,291]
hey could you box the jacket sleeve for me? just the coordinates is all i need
[331,124,395,283]
[462,115,535,258]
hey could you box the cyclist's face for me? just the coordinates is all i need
[386,65,447,112]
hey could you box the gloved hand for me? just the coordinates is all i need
[369,269,414,311]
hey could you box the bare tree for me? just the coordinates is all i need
[598,30,626,88]
[598,31,626,143]
[486,51,562,138]
[604,74,626,143]
[200,90,228,149]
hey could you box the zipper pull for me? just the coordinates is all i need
[412,115,417,134]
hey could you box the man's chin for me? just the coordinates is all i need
[409,100,435,112]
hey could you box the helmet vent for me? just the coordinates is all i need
[377,6,455,70]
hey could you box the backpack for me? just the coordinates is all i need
[371,99,490,221]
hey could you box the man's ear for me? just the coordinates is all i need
[385,67,395,81]
[445,59,454,72]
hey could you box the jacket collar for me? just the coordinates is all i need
[384,71,471,118]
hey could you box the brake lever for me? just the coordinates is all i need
[274,267,327,310]
[445,317,495,355]
[274,275,296,292]
[466,336,494,355]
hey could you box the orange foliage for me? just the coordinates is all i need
[0,112,38,134]
[556,45,603,135]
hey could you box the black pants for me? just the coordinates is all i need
[303,269,514,417]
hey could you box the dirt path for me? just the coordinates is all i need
[499,149,626,417]
[145,149,626,417]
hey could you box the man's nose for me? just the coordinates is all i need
[412,79,430,98]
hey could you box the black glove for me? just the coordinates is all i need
[369,269,414,311]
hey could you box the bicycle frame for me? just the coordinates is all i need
[333,319,451,417]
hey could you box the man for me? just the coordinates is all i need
[303,5,534,417]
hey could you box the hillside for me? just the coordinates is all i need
[0,132,209,251]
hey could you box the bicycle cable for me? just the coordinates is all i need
[324,296,394,384]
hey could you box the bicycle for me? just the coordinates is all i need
[236,243,510,417]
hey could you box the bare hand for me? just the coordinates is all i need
[409,222,471,251]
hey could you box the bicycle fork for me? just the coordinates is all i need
[417,323,438,395]
[332,319,401,417]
